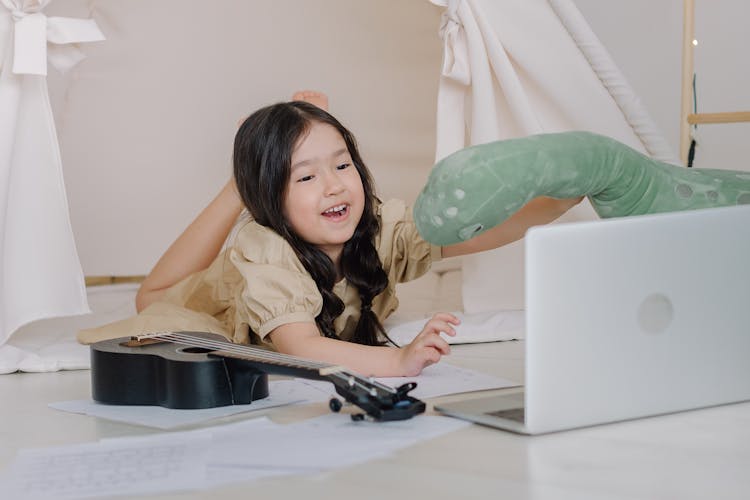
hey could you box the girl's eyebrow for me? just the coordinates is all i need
[291,148,349,170]
[291,159,312,170]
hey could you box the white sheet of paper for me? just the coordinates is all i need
[49,379,330,429]
[387,309,525,346]
[199,413,471,470]
[1,411,471,497]
[100,417,305,487]
[1,431,212,499]
[298,362,520,400]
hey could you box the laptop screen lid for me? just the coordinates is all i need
[523,204,750,434]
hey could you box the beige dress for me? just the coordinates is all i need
[78,199,441,348]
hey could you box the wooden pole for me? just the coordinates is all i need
[687,111,750,125]
[679,0,695,165]
[85,275,145,287]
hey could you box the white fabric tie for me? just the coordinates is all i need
[434,0,470,86]
[2,0,104,76]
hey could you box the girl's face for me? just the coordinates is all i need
[283,121,365,263]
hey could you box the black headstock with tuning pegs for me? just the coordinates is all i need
[326,376,425,421]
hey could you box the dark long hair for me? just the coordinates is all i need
[233,101,392,346]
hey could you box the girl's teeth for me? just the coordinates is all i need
[325,205,346,214]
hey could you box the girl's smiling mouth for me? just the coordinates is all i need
[321,203,349,220]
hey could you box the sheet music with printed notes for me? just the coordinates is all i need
[1,415,470,497]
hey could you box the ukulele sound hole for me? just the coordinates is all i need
[179,347,214,354]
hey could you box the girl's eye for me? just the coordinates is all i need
[336,163,351,170]
[297,175,314,183]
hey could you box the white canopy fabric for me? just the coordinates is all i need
[430,0,678,312]
[0,0,104,346]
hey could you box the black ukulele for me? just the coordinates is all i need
[90,331,425,421]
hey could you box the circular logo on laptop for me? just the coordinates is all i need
[637,293,674,334]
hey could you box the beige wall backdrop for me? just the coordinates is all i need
[576,0,750,173]
[47,0,444,275]
[45,0,748,276]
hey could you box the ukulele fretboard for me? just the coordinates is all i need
[135,331,343,376]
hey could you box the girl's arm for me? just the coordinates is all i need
[440,196,583,258]
[135,179,244,312]
[269,313,459,377]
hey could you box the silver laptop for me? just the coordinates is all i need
[436,204,750,434]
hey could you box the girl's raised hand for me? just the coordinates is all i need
[397,312,460,376]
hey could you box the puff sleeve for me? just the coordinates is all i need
[377,199,442,284]
[229,222,323,340]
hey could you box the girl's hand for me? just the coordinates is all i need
[397,313,460,376]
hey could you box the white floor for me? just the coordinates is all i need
[1,340,749,500]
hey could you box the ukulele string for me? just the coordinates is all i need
[164,332,398,394]
[162,332,397,396]
[143,331,398,395]
[152,332,329,371]
[326,370,398,396]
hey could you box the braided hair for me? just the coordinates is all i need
[233,101,394,346]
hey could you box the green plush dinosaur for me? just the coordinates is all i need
[414,131,750,245]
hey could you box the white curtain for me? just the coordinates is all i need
[430,0,677,312]
[0,0,104,345]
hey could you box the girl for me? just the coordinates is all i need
[131,97,581,377]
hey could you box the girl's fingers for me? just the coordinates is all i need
[407,313,461,365]
[422,347,442,365]
[423,357,438,370]
[431,312,461,325]
[420,334,451,355]
[422,319,457,337]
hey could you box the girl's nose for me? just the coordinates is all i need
[324,170,345,196]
